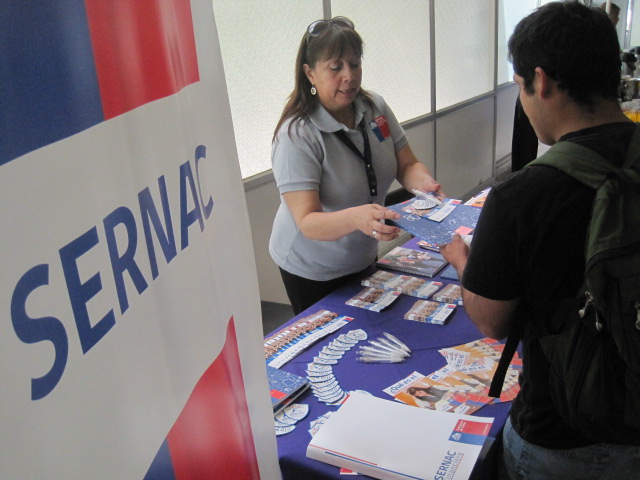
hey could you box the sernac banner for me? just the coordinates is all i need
[0,1,279,478]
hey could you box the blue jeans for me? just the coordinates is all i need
[500,417,640,479]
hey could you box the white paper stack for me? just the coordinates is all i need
[306,391,493,480]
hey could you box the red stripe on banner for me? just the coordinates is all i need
[166,317,260,480]
[84,0,199,119]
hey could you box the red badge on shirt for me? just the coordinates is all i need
[375,115,391,139]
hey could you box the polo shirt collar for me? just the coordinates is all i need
[308,95,367,133]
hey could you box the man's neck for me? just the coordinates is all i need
[551,99,632,143]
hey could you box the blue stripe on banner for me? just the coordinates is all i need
[143,439,176,480]
[0,1,104,166]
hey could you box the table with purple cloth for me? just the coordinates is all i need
[271,237,511,479]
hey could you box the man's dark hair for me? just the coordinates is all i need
[508,1,621,110]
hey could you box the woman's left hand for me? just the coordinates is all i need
[418,177,445,201]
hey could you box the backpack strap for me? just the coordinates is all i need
[529,124,640,189]
[488,301,532,398]
[529,141,614,189]
[488,318,524,398]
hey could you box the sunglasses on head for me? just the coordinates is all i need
[306,16,355,44]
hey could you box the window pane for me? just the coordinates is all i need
[631,0,640,47]
[332,0,431,122]
[212,0,323,179]
[498,0,538,84]
[435,0,495,110]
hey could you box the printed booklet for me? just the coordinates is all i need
[306,391,493,480]
[387,197,482,252]
[267,365,310,415]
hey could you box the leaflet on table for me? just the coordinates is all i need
[433,283,463,306]
[384,366,495,415]
[404,299,457,325]
[438,337,507,369]
[361,270,443,300]
[438,338,522,402]
[306,391,493,480]
[264,309,353,368]
[386,197,482,252]
[345,286,401,312]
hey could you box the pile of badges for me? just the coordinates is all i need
[308,411,335,437]
[356,332,411,363]
[274,403,310,436]
[306,329,368,405]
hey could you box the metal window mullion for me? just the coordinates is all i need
[430,0,437,179]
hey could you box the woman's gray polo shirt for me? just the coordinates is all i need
[269,91,408,281]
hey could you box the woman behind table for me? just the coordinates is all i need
[269,16,444,315]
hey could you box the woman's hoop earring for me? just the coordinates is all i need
[310,85,317,95]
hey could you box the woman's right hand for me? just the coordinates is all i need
[283,191,402,242]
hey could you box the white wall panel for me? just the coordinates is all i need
[435,0,495,110]
[333,0,431,121]
[435,100,495,199]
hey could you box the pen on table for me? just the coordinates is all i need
[356,355,405,364]
[359,344,409,358]
[378,337,410,356]
[411,189,443,206]
[382,332,412,354]
[369,339,408,357]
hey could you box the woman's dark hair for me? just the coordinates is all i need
[407,387,431,396]
[508,1,620,111]
[273,20,373,141]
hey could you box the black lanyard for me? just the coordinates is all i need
[334,122,378,201]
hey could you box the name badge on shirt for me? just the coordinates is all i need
[369,115,391,142]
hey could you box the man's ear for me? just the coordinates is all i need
[534,66,554,99]
[303,64,315,85]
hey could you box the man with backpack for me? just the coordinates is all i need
[440,2,640,478]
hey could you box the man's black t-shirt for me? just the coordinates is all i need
[462,122,635,449]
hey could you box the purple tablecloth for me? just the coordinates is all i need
[272,237,511,479]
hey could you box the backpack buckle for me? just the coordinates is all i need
[580,291,603,331]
